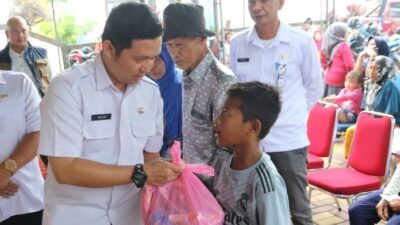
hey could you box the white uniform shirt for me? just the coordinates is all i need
[230,23,323,152]
[39,55,164,225]
[0,70,43,221]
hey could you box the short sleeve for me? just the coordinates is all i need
[256,165,290,225]
[39,76,84,157]
[144,88,164,152]
[23,76,41,134]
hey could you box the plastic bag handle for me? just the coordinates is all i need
[170,141,215,176]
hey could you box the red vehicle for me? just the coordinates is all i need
[361,0,400,35]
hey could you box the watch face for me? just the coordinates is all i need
[133,164,147,188]
[134,173,146,183]
[5,159,17,173]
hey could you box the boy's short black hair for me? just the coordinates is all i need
[226,81,282,139]
[101,2,162,57]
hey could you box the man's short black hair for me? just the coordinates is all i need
[226,81,282,139]
[101,2,162,57]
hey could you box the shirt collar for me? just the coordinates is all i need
[9,47,25,57]
[246,22,291,48]
[0,71,6,84]
[183,50,214,85]
[94,54,114,91]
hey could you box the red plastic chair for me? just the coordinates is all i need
[307,102,338,170]
[308,111,395,210]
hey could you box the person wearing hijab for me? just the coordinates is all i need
[147,43,182,157]
[354,37,391,79]
[321,22,355,97]
[343,37,393,158]
[363,55,398,113]
[344,56,400,158]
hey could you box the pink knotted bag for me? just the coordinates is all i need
[141,141,224,225]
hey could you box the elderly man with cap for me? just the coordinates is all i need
[163,3,236,165]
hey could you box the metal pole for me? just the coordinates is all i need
[50,0,63,71]
[219,0,226,63]
[243,0,246,28]
[325,0,329,28]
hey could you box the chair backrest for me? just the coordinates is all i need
[307,102,338,157]
[348,111,394,177]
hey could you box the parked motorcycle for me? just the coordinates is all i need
[68,46,96,67]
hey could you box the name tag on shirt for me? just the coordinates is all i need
[91,114,112,121]
[237,58,250,62]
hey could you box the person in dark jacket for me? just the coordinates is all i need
[0,16,51,97]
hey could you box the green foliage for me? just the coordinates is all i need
[33,14,97,45]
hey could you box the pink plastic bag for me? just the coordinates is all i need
[141,141,224,225]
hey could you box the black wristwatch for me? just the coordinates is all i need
[131,164,147,188]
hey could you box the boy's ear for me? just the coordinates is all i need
[249,119,262,137]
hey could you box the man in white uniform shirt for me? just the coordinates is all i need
[229,0,323,224]
[0,70,43,225]
[38,3,182,225]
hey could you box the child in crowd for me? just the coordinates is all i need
[208,81,289,225]
[323,70,363,123]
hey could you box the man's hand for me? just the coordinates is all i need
[144,159,183,186]
[388,198,400,212]
[377,199,390,221]
[0,167,12,191]
[0,180,18,198]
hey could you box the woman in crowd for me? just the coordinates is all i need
[147,43,182,158]
[353,37,391,78]
[344,55,400,158]
[321,22,355,96]
[343,37,393,158]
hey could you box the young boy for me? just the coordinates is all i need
[209,81,290,225]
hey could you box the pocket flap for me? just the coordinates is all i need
[131,120,156,137]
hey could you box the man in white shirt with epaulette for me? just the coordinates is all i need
[38,3,182,225]
[0,70,43,225]
[230,0,323,224]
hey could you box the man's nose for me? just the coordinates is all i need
[141,59,155,73]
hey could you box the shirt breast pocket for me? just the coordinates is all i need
[83,120,115,139]
[235,62,251,81]
[275,63,298,89]
[0,98,25,133]
[131,118,156,138]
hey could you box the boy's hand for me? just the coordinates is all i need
[376,199,390,221]
[144,159,183,186]
[388,198,400,212]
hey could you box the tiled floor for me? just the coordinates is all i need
[310,140,386,225]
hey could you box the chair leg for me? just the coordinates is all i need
[308,186,313,202]
[346,198,351,206]
[334,196,342,211]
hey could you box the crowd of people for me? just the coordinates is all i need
[1,0,400,225]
